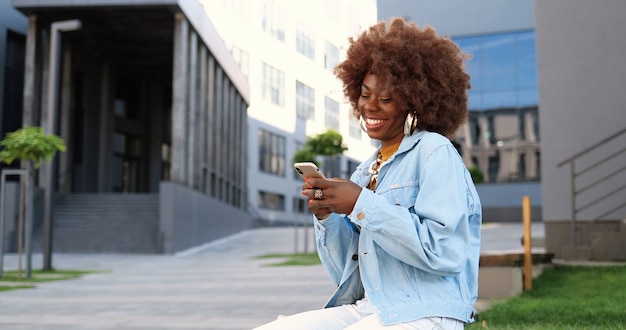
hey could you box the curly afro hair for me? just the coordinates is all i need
[334,18,471,138]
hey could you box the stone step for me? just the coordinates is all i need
[32,193,160,254]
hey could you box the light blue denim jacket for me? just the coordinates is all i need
[314,130,482,325]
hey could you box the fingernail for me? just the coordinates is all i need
[301,191,306,196]
[308,200,313,206]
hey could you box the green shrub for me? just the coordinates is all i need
[468,166,485,184]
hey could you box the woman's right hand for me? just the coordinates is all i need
[303,178,362,217]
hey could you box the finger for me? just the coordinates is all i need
[307,177,328,188]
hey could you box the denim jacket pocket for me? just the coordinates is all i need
[377,181,419,211]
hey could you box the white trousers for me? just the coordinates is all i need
[253,298,465,330]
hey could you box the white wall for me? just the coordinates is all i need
[535,0,626,221]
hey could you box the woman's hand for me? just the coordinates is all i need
[302,178,362,217]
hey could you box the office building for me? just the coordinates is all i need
[200,0,378,225]
[3,0,251,254]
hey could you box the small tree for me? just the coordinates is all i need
[0,126,66,277]
[0,126,66,168]
[291,130,347,253]
[298,129,348,177]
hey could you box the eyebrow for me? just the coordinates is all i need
[361,83,370,91]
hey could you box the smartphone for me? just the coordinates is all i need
[293,162,327,180]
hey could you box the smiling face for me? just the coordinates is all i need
[358,72,408,148]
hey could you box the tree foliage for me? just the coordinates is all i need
[292,129,348,177]
[0,126,66,168]
[468,166,485,184]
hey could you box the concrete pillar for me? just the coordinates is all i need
[97,63,112,192]
[198,46,208,193]
[187,30,197,188]
[171,12,189,184]
[59,45,73,193]
[206,56,216,196]
[215,67,224,200]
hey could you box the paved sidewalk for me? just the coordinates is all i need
[0,223,544,330]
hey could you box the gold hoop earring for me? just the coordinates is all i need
[404,111,418,136]
[359,116,368,133]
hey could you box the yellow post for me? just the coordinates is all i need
[523,195,532,290]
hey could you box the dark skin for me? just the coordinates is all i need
[303,73,408,218]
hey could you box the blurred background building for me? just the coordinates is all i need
[199,0,378,226]
[379,0,542,224]
[1,0,623,260]
[2,0,252,255]
[379,0,625,260]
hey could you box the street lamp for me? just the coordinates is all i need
[42,19,81,271]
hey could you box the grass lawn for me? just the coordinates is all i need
[0,269,96,292]
[255,252,321,266]
[255,253,625,329]
[468,265,626,330]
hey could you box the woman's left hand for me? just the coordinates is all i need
[303,178,362,215]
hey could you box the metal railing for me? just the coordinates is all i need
[557,127,626,246]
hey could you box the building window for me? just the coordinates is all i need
[454,30,538,111]
[261,0,285,42]
[349,116,361,139]
[296,21,315,60]
[258,129,286,176]
[215,0,251,22]
[324,96,340,130]
[346,159,360,177]
[325,41,339,72]
[262,62,285,106]
[225,42,249,78]
[296,80,315,120]
[292,197,308,214]
[258,190,285,210]
[292,140,305,180]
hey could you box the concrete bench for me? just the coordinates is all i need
[478,252,554,300]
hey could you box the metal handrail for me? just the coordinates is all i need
[557,128,626,167]
[557,127,626,246]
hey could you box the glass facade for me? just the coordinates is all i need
[455,30,538,111]
[453,31,540,183]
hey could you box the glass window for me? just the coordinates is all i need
[292,197,308,214]
[296,21,315,60]
[261,0,285,42]
[324,96,340,130]
[349,116,361,139]
[262,62,285,106]
[216,0,251,22]
[258,190,285,210]
[258,129,286,176]
[296,81,315,120]
[454,30,538,111]
[325,41,339,72]
[225,42,249,78]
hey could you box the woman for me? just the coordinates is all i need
[255,17,481,329]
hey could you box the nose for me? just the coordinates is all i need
[363,98,378,111]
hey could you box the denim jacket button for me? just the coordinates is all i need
[357,211,365,220]
[352,254,358,261]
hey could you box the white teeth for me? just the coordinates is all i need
[366,118,384,125]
